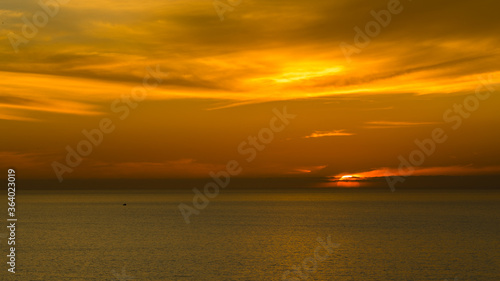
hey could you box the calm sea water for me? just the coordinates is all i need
[2,189,499,280]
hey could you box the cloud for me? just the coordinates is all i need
[289,165,327,174]
[364,121,439,129]
[304,130,354,138]
[0,113,39,122]
[0,0,499,111]
[335,165,500,179]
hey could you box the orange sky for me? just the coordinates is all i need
[1,0,499,187]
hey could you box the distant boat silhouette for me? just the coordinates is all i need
[123,203,127,206]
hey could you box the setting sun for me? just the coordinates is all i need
[336,175,364,188]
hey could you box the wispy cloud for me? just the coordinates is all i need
[290,165,327,174]
[335,165,500,179]
[0,0,499,113]
[364,121,438,129]
[0,113,39,122]
[304,130,354,138]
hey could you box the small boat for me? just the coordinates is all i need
[123,203,127,206]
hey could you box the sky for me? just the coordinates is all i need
[0,0,499,188]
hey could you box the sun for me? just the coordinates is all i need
[339,174,362,180]
[336,174,362,188]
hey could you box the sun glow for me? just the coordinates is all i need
[336,174,363,188]
[339,175,361,180]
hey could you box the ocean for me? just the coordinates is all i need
[2,189,499,280]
